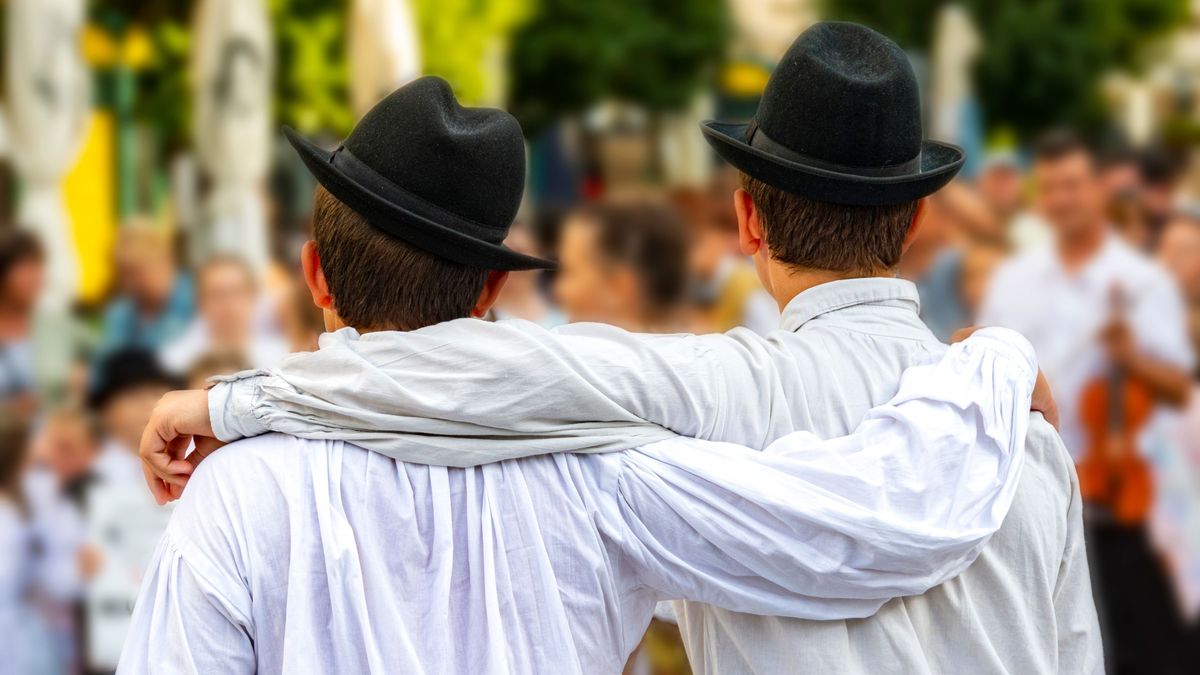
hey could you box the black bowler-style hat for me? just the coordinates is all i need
[701,22,965,206]
[285,76,555,270]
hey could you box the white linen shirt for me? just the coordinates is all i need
[980,234,1195,458]
[202,278,1103,674]
[120,327,1037,675]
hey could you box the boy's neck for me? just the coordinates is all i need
[766,263,894,312]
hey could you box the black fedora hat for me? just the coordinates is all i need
[286,76,554,270]
[702,22,964,206]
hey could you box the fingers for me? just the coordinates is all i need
[1031,370,1061,431]
[142,461,171,506]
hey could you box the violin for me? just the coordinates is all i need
[1076,286,1154,525]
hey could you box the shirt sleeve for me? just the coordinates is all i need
[593,327,1039,620]
[116,532,256,675]
[204,317,1038,463]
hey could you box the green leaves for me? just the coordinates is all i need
[823,0,1191,136]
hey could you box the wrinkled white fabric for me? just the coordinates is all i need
[209,317,1031,468]
[120,332,1033,674]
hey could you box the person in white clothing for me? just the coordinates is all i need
[125,69,1061,674]
[137,25,1097,675]
[980,130,1193,673]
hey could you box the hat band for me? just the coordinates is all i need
[327,145,507,243]
[747,122,923,178]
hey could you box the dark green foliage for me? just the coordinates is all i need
[823,0,1190,135]
[509,0,730,135]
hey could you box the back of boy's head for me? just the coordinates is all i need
[740,173,919,274]
[311,186,490,331]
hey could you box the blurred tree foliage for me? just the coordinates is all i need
[509,0,730,135]
[411,0,533,106]
[270,0,354,135]
[823,0,1190,135]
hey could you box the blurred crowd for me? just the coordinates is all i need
[5,122,1200,673]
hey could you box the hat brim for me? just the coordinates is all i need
[700,121,965,206]
[285,128,556,271]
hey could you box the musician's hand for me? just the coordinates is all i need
[140,389,217,505]
[1100,316,1136,368]
[951,325,1059,429]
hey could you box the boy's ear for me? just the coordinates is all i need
[300,240,333,310]
[734,188,764,257]
[470,270,510,318]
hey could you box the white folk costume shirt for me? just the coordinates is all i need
[119,318,1039,675]
[197,278,1101,674]
[980,234,1195,459]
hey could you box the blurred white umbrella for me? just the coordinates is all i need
[4,0,90,311]
[930,4,982,144]
[192,0,273,275]
[349,0,422,118]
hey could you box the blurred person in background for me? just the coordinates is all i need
[0,229,44,414]
[1157,210,1200,371]
[980,130,1193,674]
[976,151,1025,228]
[906,182,1003,341]
[98,223,194,358]
[186,351,252,390]
[489,225,563,327]
[89,349,179,487]
[976,151,1054,253]
[34,407,100,506]
[26,408,101,673]
[1140,149,1180,248]
[679,177,779,335]
[1,413,83,674]
[159,255,288,375]
[281,279,326,353]
[554,199,690,332]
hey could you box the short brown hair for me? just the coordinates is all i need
[740,173,918,273]
[1033,128,1094,167]
[312,186,489,330]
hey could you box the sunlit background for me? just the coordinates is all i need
[1,1,1200,673]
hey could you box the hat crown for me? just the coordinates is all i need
[343,77,526,230]
[755,22,921,170]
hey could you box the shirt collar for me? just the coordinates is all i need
[779,277,922,332]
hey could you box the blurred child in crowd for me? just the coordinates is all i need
[160,254,288,375]
[0,229,44,413]
[99,222,194,358]
[677,176,778,335]
[1,413,85,675]
[187,351,252,390]
[554,199,691,332]
[35,408,99,505]
[88,350,179,487]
